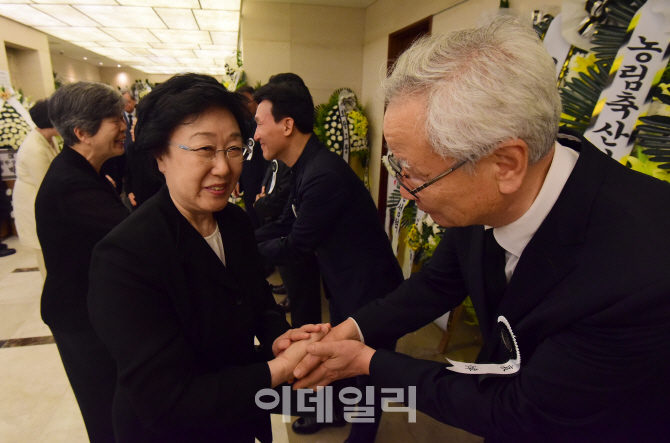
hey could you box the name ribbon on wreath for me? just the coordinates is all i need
[337,92,354,163]
[584,0,670,160]
[391,197,408,256]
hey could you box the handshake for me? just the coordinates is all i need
[267,318,377,389]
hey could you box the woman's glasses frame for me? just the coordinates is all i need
[170,138,254,163]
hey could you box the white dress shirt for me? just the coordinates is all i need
[492,141,579,282]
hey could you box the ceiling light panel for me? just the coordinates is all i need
[37,26,118,42]
[90,47,134,58]
[32,5,101,27]
[99,41,152,48]
[149,48,195,58]
[126,48,154,55]
[151,29,212,44]
[116,0,200,7]
[0,5,66,27]
[193,10,238,32]
[8,0,242,77]
[210,32,237,46]
[74,5,166,29]
[199,0,240,11]
[176,57,215,66]
[195,49,236,59]
[32,0,118,4]
[199,44,237,51]
[154,8,198,29]
[101,27,161,43]
[150,42,197,50]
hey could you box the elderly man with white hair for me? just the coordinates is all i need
[292,16,670,442]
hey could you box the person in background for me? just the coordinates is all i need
[35,82,130,442]
[236,85,269,229]
[254,76,404,442]
[99,89,134,196]
[254,73,323,326]
[12,99,60,277]
[88,73,326,442]
[293,17,670,442]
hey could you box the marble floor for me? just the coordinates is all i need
[0,235,484,443]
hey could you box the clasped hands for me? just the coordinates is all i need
[269,319,376,389]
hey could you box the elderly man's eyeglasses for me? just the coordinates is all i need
[170,138,253,163]
[387,152,466,197]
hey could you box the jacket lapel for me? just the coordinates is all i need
[477,129,607,363]
[157,189,244,296]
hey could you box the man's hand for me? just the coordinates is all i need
[269,326,329,387]
[272,324,330,358]
[105,175,116,188]
[292,340,375,390]
[128,192,137,207]
[293,318,360,380]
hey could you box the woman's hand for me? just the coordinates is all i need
[268,325,329,387]
[272,323,330,358]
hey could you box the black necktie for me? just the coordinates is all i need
[483,228,508,319]
[128,114,133,128]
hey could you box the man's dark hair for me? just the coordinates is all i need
[268,73,307,88]
[254,81,314,134]
[237,85,255,95]
[134,73,251,159]
[29,99,53,130]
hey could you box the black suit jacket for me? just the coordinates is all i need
[353,130,670,441]
[239,121,270,229]
[88,186,290,442]
[256,135,403,322]
[36,145,129,331]
[254,159,291,226]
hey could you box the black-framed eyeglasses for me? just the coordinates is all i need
[387,152,466,197]
[170,138,253,163]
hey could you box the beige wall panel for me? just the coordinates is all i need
[364,0,463,44]
[99,66,149,89]
[432,0,561,34]
[291,43,363,105]
[290,4,364,46]
[243,40,291,87]
[361,36,389,205]
[51,54,101,84]
[0,16,53,99]
[242,1,291,42]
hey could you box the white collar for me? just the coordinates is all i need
[492,141,579,259]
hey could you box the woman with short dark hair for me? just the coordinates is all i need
[88,73,326,442]
[12,99,60,277]
[35,81,130,443]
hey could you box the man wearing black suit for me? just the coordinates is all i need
[254,79,404,442]
[293,17,670,442]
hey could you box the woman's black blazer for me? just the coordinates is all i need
[88,186,289,442]
[36,145,129,331]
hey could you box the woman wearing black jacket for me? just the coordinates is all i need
[88,74,325,442]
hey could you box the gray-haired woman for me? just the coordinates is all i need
[35,81,130,443]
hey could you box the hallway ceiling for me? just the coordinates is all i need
[0,0,242,75]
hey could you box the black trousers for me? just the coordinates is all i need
[278,253,322,328]
[51,326,117,443]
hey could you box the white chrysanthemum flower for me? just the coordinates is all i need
[334,143,339,148]
[330,135,336,140]
[327,140,332,146]
[337,136,342,141]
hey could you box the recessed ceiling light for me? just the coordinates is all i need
[117,64,121,67]
[99,62,103,65]
[83,56,87,60]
